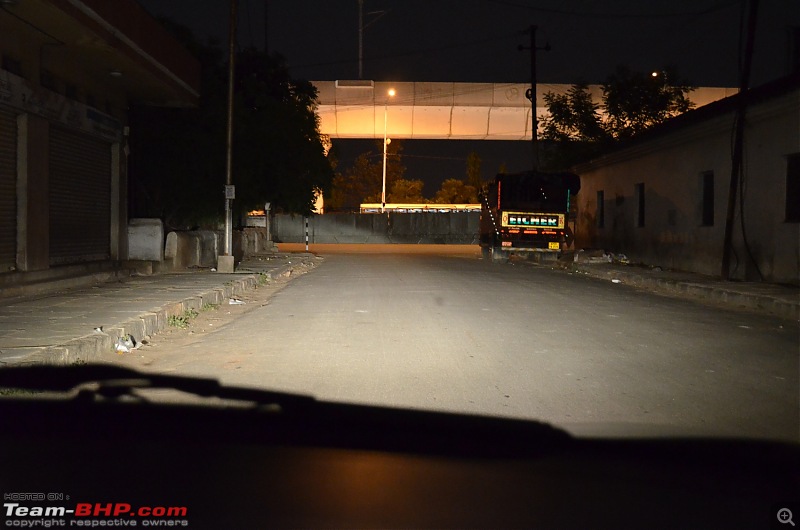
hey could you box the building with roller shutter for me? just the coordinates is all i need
[0,0,199,284]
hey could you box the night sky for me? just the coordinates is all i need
[137,0,799,194]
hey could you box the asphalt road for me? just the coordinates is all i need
[122,245,799,442]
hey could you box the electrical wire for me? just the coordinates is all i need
[729,0,764,281]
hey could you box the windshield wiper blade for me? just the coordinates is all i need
[0,364,316,409]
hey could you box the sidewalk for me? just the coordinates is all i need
[550,254,799,322]
[0,253,316,366]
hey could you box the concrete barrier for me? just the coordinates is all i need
[273,212,479,244]
[164,230,245,270]
[127,219,164,261]
[241,227,277,255]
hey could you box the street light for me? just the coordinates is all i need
[381,88,396,213]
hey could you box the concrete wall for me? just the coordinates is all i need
[272,212,480,244]
[164,231,243,269]
[574,84,800,284]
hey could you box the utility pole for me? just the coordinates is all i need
[218,0,237,273]
[721,0,759,280]
[358,0,364,78]
[519,25,549,171]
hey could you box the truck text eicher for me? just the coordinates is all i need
[480,171,581,260]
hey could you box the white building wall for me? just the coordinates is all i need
[575,88,799,284]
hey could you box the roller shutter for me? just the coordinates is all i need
[49,126,111,264]
[0,106,16,272]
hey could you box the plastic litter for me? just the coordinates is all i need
[229,298,245,305]
[611,279,621,284]
[114,334,138,354]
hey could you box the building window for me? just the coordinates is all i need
[787,154,800,222]
[635,183,645,227]
[597,190,605,228]
[701,171,714,226]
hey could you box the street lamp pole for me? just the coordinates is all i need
[381,88,395,213]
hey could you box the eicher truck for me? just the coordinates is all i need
[480,170,581,260]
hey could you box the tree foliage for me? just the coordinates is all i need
[388,179,427,203]
[326,141,406,211]
[434,179,478,203]
[540,65,695,170]
[233,48,333,215]
[465,152,483,191]
[603,65,694,140]
[129,23,332,228]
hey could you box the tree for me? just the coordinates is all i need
[326,140,406,210]
[233,47,333,215]
[388,179,427,203]
[540,65,695,170]
[129,24,332,228]
[434,179,478,203]
[540,83,608,170]
[602,65,694,140]
[465,152,483,191]
[541,83,606,143]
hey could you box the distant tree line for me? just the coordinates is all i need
[325,144,487,212]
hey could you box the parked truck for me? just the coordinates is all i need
[479,170,581,260]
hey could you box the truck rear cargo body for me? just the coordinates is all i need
[480,171,580,259]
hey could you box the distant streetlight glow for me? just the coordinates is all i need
[381,88,395,213]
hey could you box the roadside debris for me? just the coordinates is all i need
[114,334,139,354]
[575,249,612,264]
[229,298,245,305]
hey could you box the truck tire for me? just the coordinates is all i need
[491,247,509,262]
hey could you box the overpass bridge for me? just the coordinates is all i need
[312,80,737,141]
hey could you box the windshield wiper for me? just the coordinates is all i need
[0,364,316,409]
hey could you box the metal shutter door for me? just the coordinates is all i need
[0,106,16,272]
[49,126,111,264]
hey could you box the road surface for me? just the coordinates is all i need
[119,245,800,442]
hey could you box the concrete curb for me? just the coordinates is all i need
[20,259,306,365]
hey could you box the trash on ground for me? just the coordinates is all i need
[114,334,139,354]
[229,298,245,305]
[575,249,613,264]
[93,326,103,333]
[611,279,622,284]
